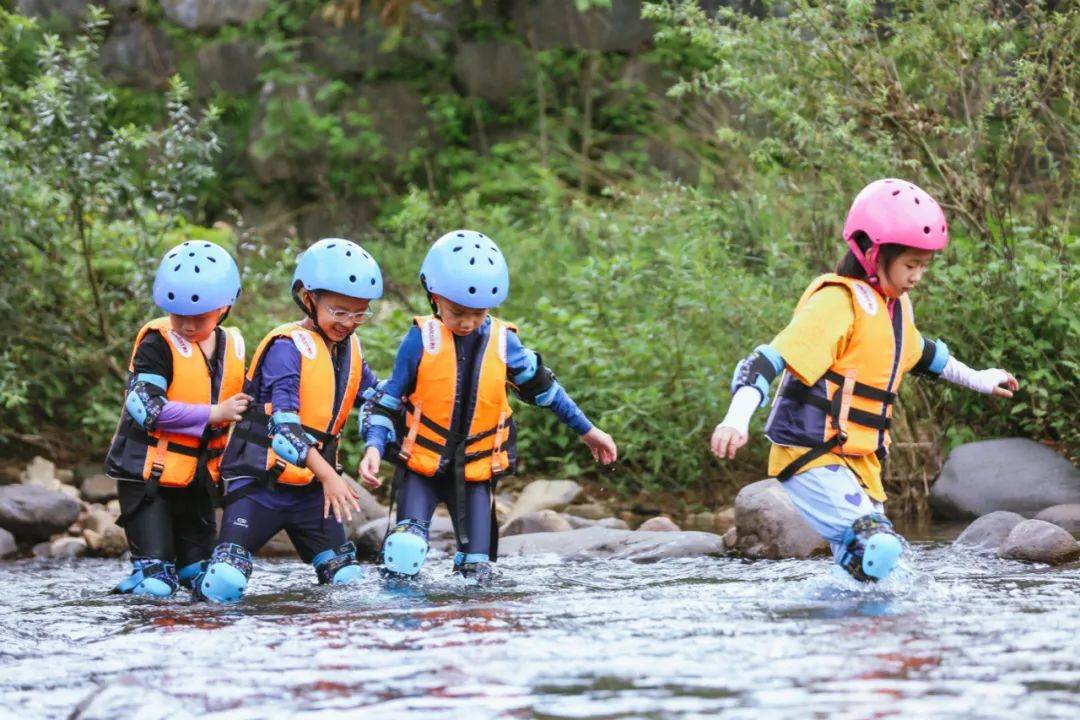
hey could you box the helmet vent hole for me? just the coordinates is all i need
[891,190,900,196]
[923,226,930,234]
[189,252,195,257]
[475,244,480,249]
[469,258,475,265]
[191,294,199,303]
[491,287,498,294]
[488,258,494,265]
[468,286,476,294]
[208,256,216,263]
[363,252,370,259]
[194,266,200,273]
[168,253,177,259]
[453,246,462,252]
[370,278,376,285]
[167,292,175,300]
[941,225,946,232]
[182,242,190,246]
[346,251,352,257]
[457,233,464,237]
[328,243,336,248]
[174,264,181,272]
[349,275,356,283]
[914,197,920,204]
[204,243,211,248]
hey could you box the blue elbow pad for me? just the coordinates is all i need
[731,345,784,408]
[912,338,950,378]
[270,411,316,466]
[533,379,562,408]
[125,373,168,430]
[364,412,397,443]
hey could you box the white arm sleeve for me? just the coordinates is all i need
[718,386,764,436]
[940,356,1010,395]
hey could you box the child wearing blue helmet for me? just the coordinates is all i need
[105,241,250,598]
[199,239,384,603]
[359,230,618,584]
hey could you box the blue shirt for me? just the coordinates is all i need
[364,317,592,457]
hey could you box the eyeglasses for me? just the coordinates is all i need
[324,307,374,323]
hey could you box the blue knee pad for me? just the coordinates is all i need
[383,520,430,576]
[838,513,905,583]
[114,558,178,598]
[313,541,363,585]
[199,543,253,603]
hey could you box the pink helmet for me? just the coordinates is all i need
[843,179,948,282]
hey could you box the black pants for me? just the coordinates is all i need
[397,470,494,557]
[117,478,216,568]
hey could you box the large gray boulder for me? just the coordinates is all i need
[998,519,1080,565]
[81,474,118,503]
[162,0,270,31]
[0,484,81,541]
[499,526,725,562]
[734,479,829,559]
[954,511,1026,552]
[1034,504,1080,538]
[195,40,262,97]
[931,439,1080,520]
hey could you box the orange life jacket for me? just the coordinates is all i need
[119,317,246,487]
[765,274,924,479]
[242,323,363,485]
[398,315,515,482]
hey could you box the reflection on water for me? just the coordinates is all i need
[1,541,1078,719]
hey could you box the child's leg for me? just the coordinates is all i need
[115,480,179,597]
[280,491,362,585]
[383,471,439,575]
[171,482,217,592]
[460,481,493,565]
[782,464,901,580]
[201,492,283,603]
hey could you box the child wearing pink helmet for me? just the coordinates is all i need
[710,179,1018,582]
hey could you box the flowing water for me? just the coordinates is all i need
[1,533,1079,719]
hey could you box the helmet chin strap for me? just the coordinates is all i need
[291,285,338,344]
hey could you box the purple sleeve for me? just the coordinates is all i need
[154,402,211,437]
[262,338,302,413]
[355,359,379,404]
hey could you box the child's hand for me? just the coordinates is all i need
[321,472,362,523]
[991,371,1019,398]
[710,424,748,460]
[358,447,382,489]
[210,393,253,424]
[582,427,618,464]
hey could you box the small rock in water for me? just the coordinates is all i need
[31,541,51,559]
[502,509,573,536]
[999,519,1080,565]
[954,511,1026,552]
[56,468,76,484]
[506,479,583,521]
[1034,504,1080,538]
[722,527,738,549]
[81,474,118,503]
[637,516,680,532]
[50,536,88,559]
[734,479,829,559]
[0,527,16,558]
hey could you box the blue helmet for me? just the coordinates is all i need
[839,514,904,582]
[152,241,241,315]
[420,230,509,309]
[293,238,383,300]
